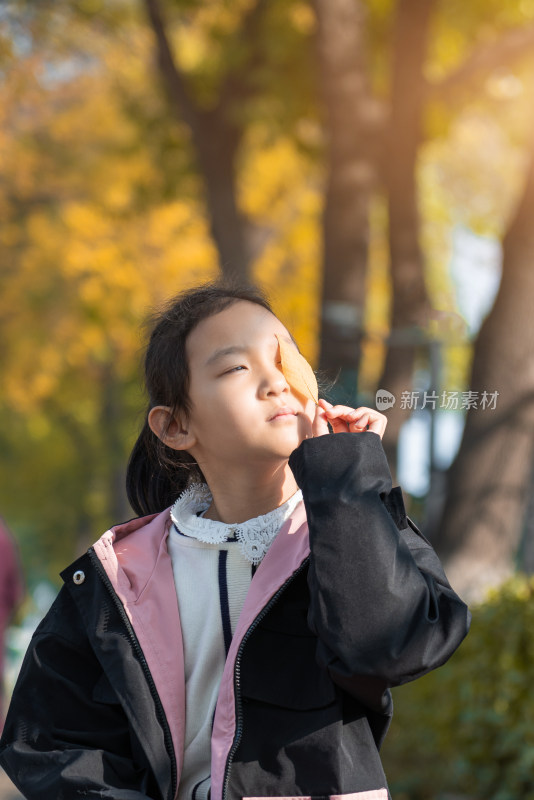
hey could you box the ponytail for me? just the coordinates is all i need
[126,417,203,517]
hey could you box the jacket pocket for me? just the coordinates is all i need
[243,792,388,800]
[240,628,336,710]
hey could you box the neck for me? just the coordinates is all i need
[200,461,299,524]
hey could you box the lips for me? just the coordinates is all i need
[268,407,298,421]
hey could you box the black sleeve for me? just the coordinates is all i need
[0,584,161,800]
[289,431,471,714]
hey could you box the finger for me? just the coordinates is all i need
[348,411,387,438]
[318,403,388,439]
[312,406,330,437]
[318,401,354,433]
[349,411,371,426]
[321,404,359,420]
[330,416,353,434]
[321,405,375,425]
[320,405,366,435]
[367,413,387,438]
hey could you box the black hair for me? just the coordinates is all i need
[126,281,274,517]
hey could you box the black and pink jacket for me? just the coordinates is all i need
[0,433,470,800]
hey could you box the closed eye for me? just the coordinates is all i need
[223,365,247,375]
[222,360,282,376]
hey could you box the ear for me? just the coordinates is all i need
[148,406,196,451]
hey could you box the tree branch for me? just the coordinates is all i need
[217,0,271,112]
[427,21,534,105]
[142,0,200,133]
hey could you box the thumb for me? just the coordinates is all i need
[312,405,330,437]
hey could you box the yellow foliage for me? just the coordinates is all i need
[288,3,316,35]
[241,126,322,363]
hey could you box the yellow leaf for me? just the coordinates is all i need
[275,334,318,404]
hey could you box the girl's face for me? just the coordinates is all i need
[179,300,315,471]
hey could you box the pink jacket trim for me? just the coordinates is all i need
[331,792,388,800]
[210,500,310,800]
[92,509,186,799]
[244,793,388,800]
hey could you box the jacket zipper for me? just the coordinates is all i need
[221,556,310,800]
[88,548,178,800]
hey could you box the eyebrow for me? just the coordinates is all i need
[205,335,296,368]
[205,345,249,367]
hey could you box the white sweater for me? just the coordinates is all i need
[167,484,303,800]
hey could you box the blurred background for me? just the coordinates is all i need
[1,0,534,797]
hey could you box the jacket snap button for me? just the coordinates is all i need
[73,570,85,585]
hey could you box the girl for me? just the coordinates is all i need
[0,282,470,800]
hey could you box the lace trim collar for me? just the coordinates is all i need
[170,483,303,565]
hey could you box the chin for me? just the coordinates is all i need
[254,439,299,462]
[272,434,305,458]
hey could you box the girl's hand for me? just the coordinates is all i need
[312,400,387,439]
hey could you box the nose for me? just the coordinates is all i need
[259,363,290,398]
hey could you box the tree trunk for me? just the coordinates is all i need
[194,110,251,283]
[517,452,534,573]
[144,0,262,283]
[435,132,534,602]
[378,0,435,475]
[313,0,384,402]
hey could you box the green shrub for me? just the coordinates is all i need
[381,575,534,800]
